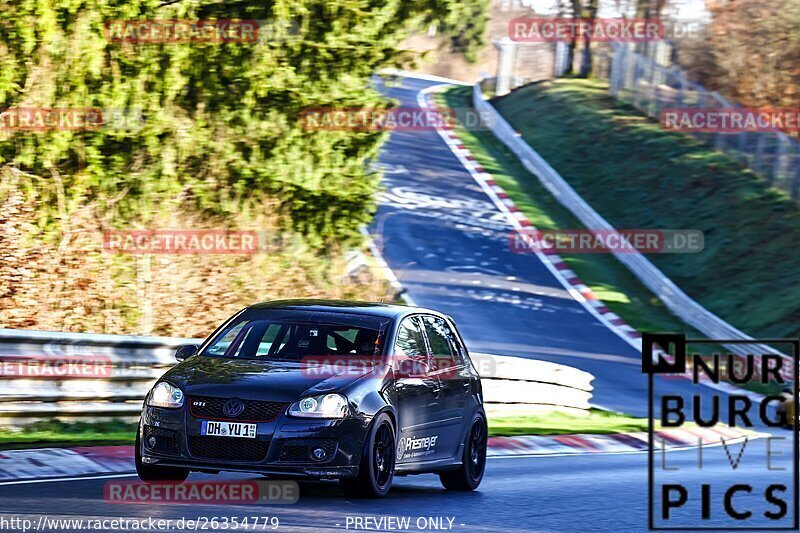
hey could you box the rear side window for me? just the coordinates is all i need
[394,317,427,360]
[422,315,465,369]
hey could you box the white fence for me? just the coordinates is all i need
[472,82,786,361]
[0,329,595,427]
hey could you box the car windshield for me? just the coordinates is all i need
[201,311,390,361]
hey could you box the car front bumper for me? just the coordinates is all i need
[139,405,370,479]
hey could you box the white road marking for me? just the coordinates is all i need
[0,473,138,486]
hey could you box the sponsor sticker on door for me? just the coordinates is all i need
[397,435,438,460]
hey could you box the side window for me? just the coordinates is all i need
[394,317,427,361]
[422,316,464,369]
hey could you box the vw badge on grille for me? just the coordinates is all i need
[222,398,245,418]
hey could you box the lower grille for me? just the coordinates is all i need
[188,436,269,462]
[279,439,338,463]
[143,426,180,455]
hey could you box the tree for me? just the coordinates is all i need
[558,0,599,77]
[434,0,490,63]
[0,0,487,249]
[700,0,800,111]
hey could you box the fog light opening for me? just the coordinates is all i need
[310,447,327,461]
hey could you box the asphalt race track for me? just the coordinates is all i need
[0,440,794,532]
[0,75,793,532]
[371,75,718,419]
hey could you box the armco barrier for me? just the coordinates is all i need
[0,329,594,427]
[472,82,785,361]
[0,330,194,426]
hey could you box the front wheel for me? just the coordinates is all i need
[340,413,395,498]
[440,415,487,491]
[135,430,189,484]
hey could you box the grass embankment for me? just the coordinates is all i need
[439,82,800,394]
[487,78,800,340]
[489,409,650,437]
[438,85,714,342]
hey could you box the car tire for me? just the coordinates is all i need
[340,413,395,498]
[440,414,487,491]
[135,430,189,484]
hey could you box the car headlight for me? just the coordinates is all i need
[288,393,349,418]
[147,382,184,409]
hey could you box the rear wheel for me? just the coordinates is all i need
[135,430,189,484]
[340,413,395,498]
[440,415,487,491]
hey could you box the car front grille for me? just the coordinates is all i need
[278,439,338,463]
[188,396,286,422]
[187,435,270,462]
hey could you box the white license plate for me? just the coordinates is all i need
[201,420,257,439]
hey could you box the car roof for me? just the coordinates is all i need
[247,299,442,320]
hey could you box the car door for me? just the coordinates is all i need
[421,315,472,461]
[392,315,445,464]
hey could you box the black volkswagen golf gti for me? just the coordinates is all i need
[136,300,487,497]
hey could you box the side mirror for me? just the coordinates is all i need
[175,344,199,362]
[396,357,429,378]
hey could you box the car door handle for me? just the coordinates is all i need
[462,381,470,392]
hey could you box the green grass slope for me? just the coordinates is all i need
[491,78,800,338]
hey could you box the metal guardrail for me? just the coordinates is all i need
[472,82,784,360]
[0,330,196,426]
[0,329,595,426]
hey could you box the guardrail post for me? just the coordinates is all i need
[494,38,517,96]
